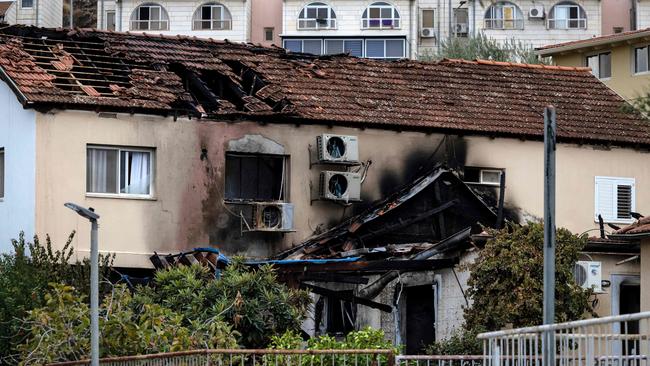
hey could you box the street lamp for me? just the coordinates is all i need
[64,203,100,366]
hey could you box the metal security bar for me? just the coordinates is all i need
[396,355,485,366]
[47,349,395,366]
[478,311,650,366]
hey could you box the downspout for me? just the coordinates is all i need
[118,0,123,31]
[436,0,441,53]
[410,0,416,59]
[35,0,39,26]
[472,0,476,37]
[448,0,452,42]
[100,0,104,30]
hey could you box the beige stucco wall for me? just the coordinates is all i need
[33,110,650,268]
[251,0,282,46]
[552,42,650,101]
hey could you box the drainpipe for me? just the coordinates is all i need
[436,0,441,53]
[472,0,475,37]
[35,0,39,26]
[100,0,104,30]
[448,0,452,42]
[118,0,123,31]
[410,0,416,59]
[70,0,73,28]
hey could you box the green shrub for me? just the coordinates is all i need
[426,33,545,64]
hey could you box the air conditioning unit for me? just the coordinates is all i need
[316,134,359,163]
[421,27,437,38]
[574,261,602,292]
[251,202,294,232]
[529,5,545,19]
[455,23,468,34]
[319,171,362,202]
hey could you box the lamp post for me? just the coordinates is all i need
[64,203,100,366]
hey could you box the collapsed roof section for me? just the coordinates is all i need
[278,167,497,260]
[0,26,649,147]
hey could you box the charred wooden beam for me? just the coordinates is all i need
[274,258,458,274]
[300,273,369,284]
[302,284,393,313]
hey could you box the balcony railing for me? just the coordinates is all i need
[130,20,169,31]
[483,19,524,30]
[362,18,400,29]
[547,18,587,29]
[193,19,232,30]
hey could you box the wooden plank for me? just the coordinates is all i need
[274,258,459,273]
[302,283,393,313]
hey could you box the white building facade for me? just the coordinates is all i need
[2,0,62,27]
[96,0,251,43]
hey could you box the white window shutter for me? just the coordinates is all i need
[594,176,636,224]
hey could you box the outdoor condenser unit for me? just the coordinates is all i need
[251,202,294,232]
[319,171,362,202]
[574,261,603,292]
[316,134,359,163]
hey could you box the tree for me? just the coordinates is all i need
[0,232,113,364]
[464,222,594,332]
[425,33,545,64]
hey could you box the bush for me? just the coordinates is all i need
[428,33,544,64]
[425,328,482,355]
[0,232,113,364]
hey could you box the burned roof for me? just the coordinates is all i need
[608,216,650,239]
[278,167,497,259]
[1,26,650,148]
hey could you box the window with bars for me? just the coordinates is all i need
[594,176,635,223]
[193,2,232,30]
[362,2,400,29]
[130,3,170,31]
[298,2,337,30]
[586,52,611,79]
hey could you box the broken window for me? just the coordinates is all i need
[193,3,232,30]
[362,2,400,29]
[225,152,288,202]
[0,148,4,199]
[463,167,502,186]
[298,2,337,30]
[130,3,169,31]
[87,146,154,197]
[326,298,355,335]
[595,176,635,223]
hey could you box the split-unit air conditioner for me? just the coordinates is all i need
[316,134,359,163]
[319,171,362,201]
[529,5,545,19]
[251,202,294,232]
[574,261,602,292]
[421,27,437,38]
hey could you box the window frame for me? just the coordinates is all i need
[130,3,170,31]
[633,45,650,75]
[264,27,275,42]
[105,10,116,31]
[224,152,290,203]
[483,2,524,30]
[86,145,156,200]
[547,2,587,30]
[21,0,34,9]
[585,51,612,80]
[192,2,232,31]
[362,2,401,30]
[365,38,405,59]
[324,39,364,57]
[298,2,337,30]
[283,39,324,55]
[594,176,636,224]
[0,148,4,200]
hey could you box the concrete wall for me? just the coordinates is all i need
[29,110,650,268]
[3,0,62,27]
[0,82,36,252]
[111,0,251,42]
[601,0,633,34]
[581,252,640,317]
[551,42,650,101]
[251,0,282,46]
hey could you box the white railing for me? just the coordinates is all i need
[396,355,485,366]
[193,19,233,30]
[130,20,169,31]
[478,311,650,366]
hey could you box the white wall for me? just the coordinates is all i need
[3,0,62,27]
[0,82,36,253]
[636,0,650,29]
[110,0,250,42]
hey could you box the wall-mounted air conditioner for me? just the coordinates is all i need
[528,5,545,19]
[316,134,359,163]
[251,202,294,232]
[455,23,468,34]
[421,28,437,38]
[574,261,602,292]
[319,171,361,202]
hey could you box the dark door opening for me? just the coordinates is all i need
[405,285,435,354]
[620,282,640,358]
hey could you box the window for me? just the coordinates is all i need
[586,52,611,79]
[326,298,355,335]
[454,8,469,36]
[87,146,154,197]
[264,27,274,42]
[548,2,587,29]
[298,2,336,30]
[0,148,4,199]
[464,167,503,185]
[193,2,232,30]
[366,39,405,59]
[283,39,323,55]
[421,9,435,29]
[362,2,400,29]
[634,46,649,74]
[130,3,169,31]
[595,176,635,223]
[225,153,288,201]
[325,39,363,57]
[21,0,33,8]
[484,2,523,30]
[106,10,116,31]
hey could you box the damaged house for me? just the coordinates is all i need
[0,25,650,351]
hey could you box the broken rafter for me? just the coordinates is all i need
[299,273,370,284]
[301,283,393,313]
[273,258,459,274]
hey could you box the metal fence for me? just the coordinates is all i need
[396,355,485,366]
[478,311,650,366]
[48,349,395,366]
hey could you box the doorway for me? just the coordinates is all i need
[405,285,435,354]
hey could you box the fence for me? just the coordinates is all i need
[396,355,485,366]
[48,349,395,366]
[478,311,650,366]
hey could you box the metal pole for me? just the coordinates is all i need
[90,218,99,366]
[69,0,73,28]
[542,105,556,366]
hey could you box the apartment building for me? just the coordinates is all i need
[0,0,62,27]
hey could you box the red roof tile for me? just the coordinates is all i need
[0,26,649,148]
